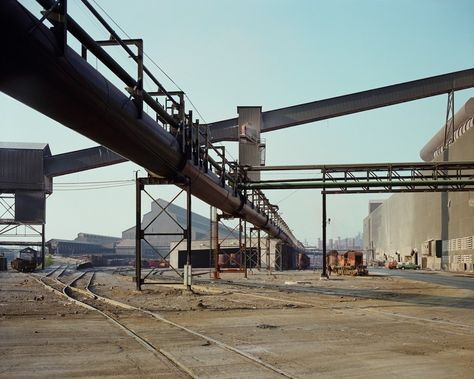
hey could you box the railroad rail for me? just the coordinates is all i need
[33,267,296,378]
[195,277,474,333]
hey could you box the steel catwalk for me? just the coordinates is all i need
[0,0,299,247]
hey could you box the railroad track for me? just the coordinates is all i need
[34,268,296,379]
[105,269,474,333]
[200,278,474,334]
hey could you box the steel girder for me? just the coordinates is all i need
[208,69,474,142]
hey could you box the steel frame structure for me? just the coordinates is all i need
[248,227,262,271]
[212,213,248,279]
[135,176,192,291]
[273,242,283,272]
[0,193,46,269]
[241,161,474,194]
[241,161,474,277]
[443,90,455,149]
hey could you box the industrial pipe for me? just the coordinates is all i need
[240,179,474,190]
[0,0,300,247]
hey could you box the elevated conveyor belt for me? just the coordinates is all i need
[208,72,474,142]
[0,0,300,248]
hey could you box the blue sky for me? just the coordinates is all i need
[4,0,474,244]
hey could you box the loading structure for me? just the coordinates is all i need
[0,142,126,269]
[0,1,302,280]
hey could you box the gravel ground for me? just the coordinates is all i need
[1,267,473,378]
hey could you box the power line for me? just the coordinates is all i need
[55,183,134,191]
[89,0,207,123]
[276,190,299,205]
[88,0,236,162]
[55,179,134,186]
[53,178,134,191]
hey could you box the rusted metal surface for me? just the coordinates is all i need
[327,250,368,276]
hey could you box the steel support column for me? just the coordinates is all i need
[242,219,247,278]
[213,213,246,276]
[212,207,219,279]
[249,227,262,270]
[322,191,328,279]
[135,174,142,291]
[41,223,45,270]
[185,179,192,290]
[52,0,67,56]
[443,91,455,149]
[135,176,193,290]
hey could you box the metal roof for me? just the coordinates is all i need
[0,142,51,155]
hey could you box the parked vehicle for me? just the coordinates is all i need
[385,260,398,269]
[397,262,420,270]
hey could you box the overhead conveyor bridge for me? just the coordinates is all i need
[208,69,474,142]
[0,0,300,249]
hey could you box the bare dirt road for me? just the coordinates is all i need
[1,267,472,378]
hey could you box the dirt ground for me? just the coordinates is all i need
[1,267,473,378]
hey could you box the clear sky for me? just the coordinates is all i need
[4,0,474,245]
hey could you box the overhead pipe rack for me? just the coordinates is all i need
[241,162,474,194]
[242,160,474,277]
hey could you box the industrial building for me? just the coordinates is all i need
[363,98,474,272]
[117,199,235,258]
[47,233,120,256]
[169,238,299,271]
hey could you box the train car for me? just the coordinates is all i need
[326,250,339,272]
[297,253,310,270]
[329,250,368,276]
[11,248,38,273]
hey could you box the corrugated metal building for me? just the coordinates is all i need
[0,142,52,224]
[118,199,235,257]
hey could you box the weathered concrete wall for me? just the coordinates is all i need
[363,117,474,272]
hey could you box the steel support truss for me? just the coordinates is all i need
[443,90,455,149]
[0,193,46,269]
[241,161,474,194]
[270,239,284,272]
[135,176,192,291]
[211,212,249,279]
[241,160,474,277]
[248,227,262,271]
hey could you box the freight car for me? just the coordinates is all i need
[326,250,339,273]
